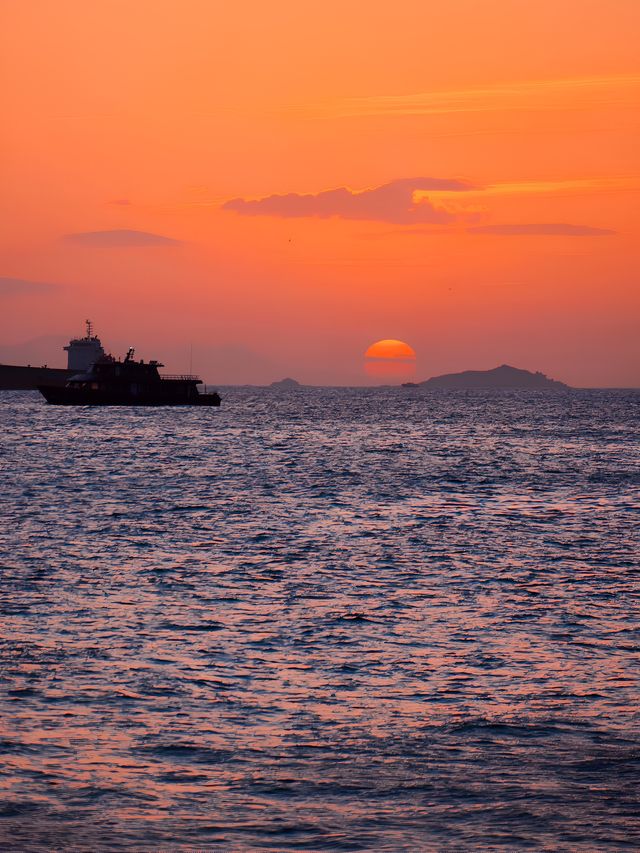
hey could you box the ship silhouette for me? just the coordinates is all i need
[31,321,220,406]
[39,345,221,407]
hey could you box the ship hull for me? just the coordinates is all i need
[0,364,72,391]
[38,385,221,406]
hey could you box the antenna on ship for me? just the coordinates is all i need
[85,319,93,339]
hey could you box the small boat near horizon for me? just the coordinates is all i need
[38,346,221,407]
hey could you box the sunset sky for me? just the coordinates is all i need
[1,0,638,385]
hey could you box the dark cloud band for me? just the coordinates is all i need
[64,229,180,247]
[0,276,59,295]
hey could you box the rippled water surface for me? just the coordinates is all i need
[1,387,639,851]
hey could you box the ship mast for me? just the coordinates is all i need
[85,319,93,339]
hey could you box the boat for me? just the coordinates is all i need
[38,346,221,406]
[0,320,105,390]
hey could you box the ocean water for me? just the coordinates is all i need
[1,387,639,851]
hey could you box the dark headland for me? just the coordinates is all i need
[403,364,569,390]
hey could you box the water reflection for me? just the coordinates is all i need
[1,388,639,849]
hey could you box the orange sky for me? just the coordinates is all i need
[1,0,638,385]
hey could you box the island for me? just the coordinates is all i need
[269,377,302,389]
[403,364,569,390]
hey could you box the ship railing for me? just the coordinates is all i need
[160,374,201,381]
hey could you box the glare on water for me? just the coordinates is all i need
[1,387,639,850]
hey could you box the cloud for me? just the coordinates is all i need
[318,75,640,119]
[64,229,180,247]
[418,176,638,203]
[0,276,59,295]
[223,177,476,224]
[468,223,615,237]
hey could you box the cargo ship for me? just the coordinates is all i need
[38,346,221,406]
[0,321,105,390]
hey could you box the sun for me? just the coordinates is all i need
[365,339,417,361]
[364,339,417,381]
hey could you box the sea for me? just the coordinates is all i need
[1,387,639,851]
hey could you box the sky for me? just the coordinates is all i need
[1,0,639,385]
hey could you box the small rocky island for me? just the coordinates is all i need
[269,377,302,389]
[404,364,569,390]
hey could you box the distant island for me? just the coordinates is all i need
[269,377,302,389]
[403,364,569,390]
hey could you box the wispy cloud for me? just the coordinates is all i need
[418,176,638,204]
[64,229,180,247]
[468,223,615,237]
[223,177,476,224]
[314,75,640,119]
[0,276,59,295]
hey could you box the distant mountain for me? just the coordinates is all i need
[0,335,69,369]
[270,377,302,389]
[407,364,569,390]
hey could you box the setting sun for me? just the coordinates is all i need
[364,339,417,361]
[364,339,416,380]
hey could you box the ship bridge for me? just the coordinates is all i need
[64,320,105,371]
